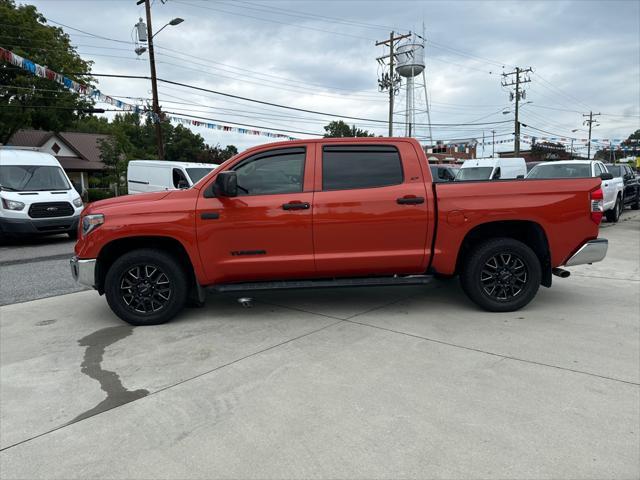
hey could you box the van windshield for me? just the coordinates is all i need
[0,165,70,191]
[455,167,493,181]
[186,167,214,184]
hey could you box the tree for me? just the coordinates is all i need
[0,0,94,144]
[197,144,238,164]
[323,120,375,138]
[164,124,208,163]
[594,129,640,162]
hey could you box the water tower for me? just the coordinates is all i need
[395,39,432,142]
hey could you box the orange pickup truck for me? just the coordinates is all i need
[71,138,608,325]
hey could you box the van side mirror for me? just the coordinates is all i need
[600,172,613,180]
[516,175,525,179]
[212,171,238,197]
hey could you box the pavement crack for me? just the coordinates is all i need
[341,318,640,387]
[68,326,149,424]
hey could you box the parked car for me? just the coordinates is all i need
[526,161,541,172]
[71,138,608,325]
[456,157,526,181]
[127,160,218,194]
[0,148,84,239]
[604,163,640,210]
[429,164,459,182]
[526,160,624,222]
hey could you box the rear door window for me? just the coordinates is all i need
[322,145,403,191]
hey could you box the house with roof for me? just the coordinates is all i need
[5,129,108,193]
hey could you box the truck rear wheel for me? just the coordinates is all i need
[105,248,188,326]
[605,196,621,222]
[460,238,541,312]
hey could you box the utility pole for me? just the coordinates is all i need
[376,31,411,137]
[502,67,532,156]
[583,111,601,159]
[139,0,164,159]
[492,130,496,157]
[570,138,574,159]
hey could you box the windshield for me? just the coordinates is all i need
[0,165,70,191]
[186,167,214,184]
[604,165,622,177]
[455,167,493,181]
[527,163,591,179]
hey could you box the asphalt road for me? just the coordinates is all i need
[0,211,638,479]
[0,235,84,306]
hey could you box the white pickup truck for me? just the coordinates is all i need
[527,160,625,222]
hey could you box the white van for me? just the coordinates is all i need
[0,149,84,238]
[456,157,527,181]
[127,160,218,194]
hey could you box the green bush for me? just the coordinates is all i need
[88,188,114,202]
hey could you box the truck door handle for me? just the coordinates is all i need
[201,212,220,220]
[397,196,425,205]
[282,202,310,210]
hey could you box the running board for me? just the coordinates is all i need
[210,275,434,293]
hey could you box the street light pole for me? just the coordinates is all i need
[140,0,164,160]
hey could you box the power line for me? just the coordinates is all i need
[75,72,514,127]
[172,0,375,41]
[45,18,134,44]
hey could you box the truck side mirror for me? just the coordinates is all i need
[213,171,238,197]
[600,172,613,180]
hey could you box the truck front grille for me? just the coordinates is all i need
[28,202,74,218]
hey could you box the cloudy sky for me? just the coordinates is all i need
[22,0,640,154]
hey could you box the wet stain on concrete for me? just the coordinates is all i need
[35,319,57,326]
[70,325,149,424]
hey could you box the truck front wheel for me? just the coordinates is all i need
[461,238,541,312]
[104,248,188,325]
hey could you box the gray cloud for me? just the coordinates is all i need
[21,0,640,153]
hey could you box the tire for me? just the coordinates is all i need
[605,196,621,222]
[104,248,188,325]
[632,191,640,210]
[460,237,541,312]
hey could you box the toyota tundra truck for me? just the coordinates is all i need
[71,138,608,325]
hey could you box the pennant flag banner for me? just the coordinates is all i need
[0,46,297,141]
[0,46,141,113]
[169,116,296,140]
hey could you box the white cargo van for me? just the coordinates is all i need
[127,160,218,194]
[456,157,527,181]
[0,149,84,238]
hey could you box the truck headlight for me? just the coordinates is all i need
[82,214,104,236]
[72,197,84,208]
[1,198,25,211]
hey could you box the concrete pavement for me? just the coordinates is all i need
[0,212,638,479]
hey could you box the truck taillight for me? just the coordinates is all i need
[590,187,604,224]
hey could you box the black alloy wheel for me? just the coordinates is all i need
[120,264,172,314]
[480,253,528,301]
[460,237,541,312]
[105,248,188,325]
